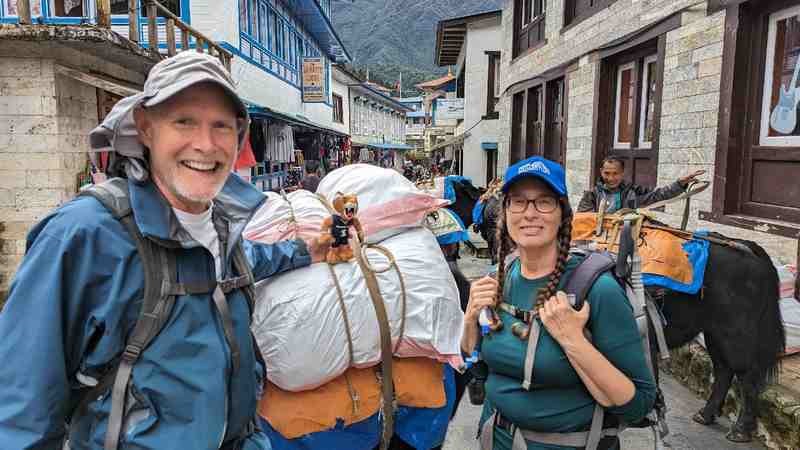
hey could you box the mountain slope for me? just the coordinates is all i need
[332,0,505,94]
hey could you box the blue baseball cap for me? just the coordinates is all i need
[502,156,567,197]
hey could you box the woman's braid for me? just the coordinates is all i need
[533,199,574,313]
[491,199,515,330]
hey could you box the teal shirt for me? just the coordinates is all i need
[479,257,656,449]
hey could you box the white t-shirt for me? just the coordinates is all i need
[173,206,222,280]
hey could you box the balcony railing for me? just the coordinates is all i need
[14,0,232,70]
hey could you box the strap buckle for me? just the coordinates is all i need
[218,275,248,294]
[495,413,516,433]
[122,344,142,362]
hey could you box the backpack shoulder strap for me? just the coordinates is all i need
[231,241,256,314]
[73,179,181,450]
[79,177,133,220]
[563,251,617,311]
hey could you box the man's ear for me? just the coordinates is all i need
[133,106,154,149]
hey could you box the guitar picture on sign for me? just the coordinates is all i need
[770,52,800,134]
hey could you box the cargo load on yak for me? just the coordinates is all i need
[244,164,463,449]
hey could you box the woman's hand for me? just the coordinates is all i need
[540,291,590,349]
[461,276,498,354]
[465,276,499,323]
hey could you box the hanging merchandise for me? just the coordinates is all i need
[267,122,296,163]
[342,137,352,165]
[249,121,267,162]
[235,130,257,171]
[358,146,371,162]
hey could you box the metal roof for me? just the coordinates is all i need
[290,0,352,63]
[415,73,455,90]
[434,9,501,66]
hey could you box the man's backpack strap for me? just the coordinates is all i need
[77,179,180,450]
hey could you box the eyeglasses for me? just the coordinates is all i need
[506,195,559,214]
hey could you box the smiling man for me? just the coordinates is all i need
[577,156,704,214]
[0,51,326,450]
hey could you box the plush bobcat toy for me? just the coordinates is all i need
[319,193,365,264]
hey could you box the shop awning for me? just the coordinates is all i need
[246,102,349,137]
[481,142,498,151]
[368,142,415,151]
[430,132,469,152]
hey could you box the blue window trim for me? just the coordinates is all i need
[237,0,332,105]
[241,0,317,71]
[1,0,190,28]
[218,40,333,108]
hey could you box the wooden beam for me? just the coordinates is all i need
[17,0,31,25]
[128,0,139,43]
[181,26,190,51]
[147,2,158,57]
[54,65,141,97]
[196,37,204,53]
[166,19,176,56]
[96,0,111,28]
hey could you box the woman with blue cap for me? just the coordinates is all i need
[461,156,656,449]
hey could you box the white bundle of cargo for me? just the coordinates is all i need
[245,165,464,392]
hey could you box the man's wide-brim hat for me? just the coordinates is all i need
[88,51,249,181]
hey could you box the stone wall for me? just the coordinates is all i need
[0,58,97,305]
[650,7,799,263]
[495,0,799,263]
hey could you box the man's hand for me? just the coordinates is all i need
[678,169,706,188]
[305,236,329,263]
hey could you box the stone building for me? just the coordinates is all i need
[0,25,155,304]
[434,9,503,187]
[495,0,800,264]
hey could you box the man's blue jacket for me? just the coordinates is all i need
[0,175,310,449]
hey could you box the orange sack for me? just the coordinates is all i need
[571,212,694,286]
[259,357,446,439]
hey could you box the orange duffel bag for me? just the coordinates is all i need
[259,357,446,439]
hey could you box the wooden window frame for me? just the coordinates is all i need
[333,93,344,124]
[592,40,665,188]
[508,74,569,165]
[513,0,546,59]
[486,148,498,185]
[485,51,501,120]
[702,0,800,235]
[612,61,636,149]
[638,54,658,149]
[563,0,616,30]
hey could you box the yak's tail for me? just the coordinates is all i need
[732,236,786,386]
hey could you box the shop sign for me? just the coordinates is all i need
[436,98,464,120]
[302,57,325,103]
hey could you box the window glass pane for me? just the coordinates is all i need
[642,59,657,144]
[5,0,42,15]
[258,5,267,47]
[767,13,800,138]
[157,0,179,17]
[249,0,257,36]
[111,0,127,14]
[615,66,635,145]
[494,57,502,98]
[269,11,277,52]
[50,0,83,16]
[239,0,247,32]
